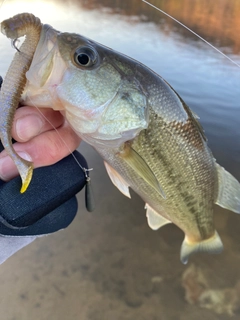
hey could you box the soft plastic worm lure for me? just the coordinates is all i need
[0,13,42,193]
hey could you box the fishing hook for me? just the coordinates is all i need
[12,38,20,52]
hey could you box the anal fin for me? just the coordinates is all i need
[145,203,171,230]
[180,231,223,264]
[215,163,240,213]
[104,161,131,198]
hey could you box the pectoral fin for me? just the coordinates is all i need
[180,231,223,264]
[119,144,166,199]
[215,163,240,213]
[145,203,171,230]
[104,161,131,198]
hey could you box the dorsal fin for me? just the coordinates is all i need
[215,163,240,213]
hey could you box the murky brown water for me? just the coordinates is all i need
[0,0,240,319]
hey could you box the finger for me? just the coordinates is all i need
[0,122,81,181]
[12,107,64,142]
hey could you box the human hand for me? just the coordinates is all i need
[0,76,90,264]
[0,106,81,181]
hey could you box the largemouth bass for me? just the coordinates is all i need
[1,13,240,264]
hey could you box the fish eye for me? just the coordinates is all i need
[73,46,98,67]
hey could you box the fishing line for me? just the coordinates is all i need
[28,98,95,211]
[142,0,240,69]
[27,96,93,178]
[0,0,6,12]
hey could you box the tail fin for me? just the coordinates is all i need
[180,231,223,264]
[215,163,240,213]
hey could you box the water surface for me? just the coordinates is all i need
[0,1,240,319]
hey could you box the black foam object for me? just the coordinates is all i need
[0,141,87,235]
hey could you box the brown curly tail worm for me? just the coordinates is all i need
[0,13,42,193]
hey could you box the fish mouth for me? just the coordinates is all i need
[26,24,60,87]
[21,24,67,108]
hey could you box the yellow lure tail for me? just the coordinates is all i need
[20,161,34,193]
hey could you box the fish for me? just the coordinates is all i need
[1,13,240,264]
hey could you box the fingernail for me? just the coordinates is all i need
[16,115,43,141]
[0,152,32,181]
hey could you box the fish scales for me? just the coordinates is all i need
[97,105,216,241]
